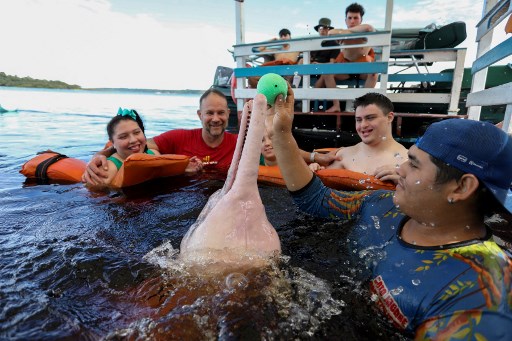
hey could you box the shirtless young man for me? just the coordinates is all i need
[315,3,378,112]
[261,28,300,65]
[248,29,300,88]
[309,92,407,183]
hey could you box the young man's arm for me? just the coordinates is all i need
[270,84,313,191]
[328,24,375,35]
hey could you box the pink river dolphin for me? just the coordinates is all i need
[179,94,281,267]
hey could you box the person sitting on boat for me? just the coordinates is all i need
[315,2,378,113]
[306,18,340,64]
[83,88,337,185]
[270,84,512,339]
[309,92,407,183]
[248,29,300,88]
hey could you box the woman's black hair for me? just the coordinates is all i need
[106,109,145,141]
[106,109,148,152]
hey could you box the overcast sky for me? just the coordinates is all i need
[0,0,508,90]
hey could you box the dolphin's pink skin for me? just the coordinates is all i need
[180,94,281,266]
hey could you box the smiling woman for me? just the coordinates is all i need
[102,108,160,183]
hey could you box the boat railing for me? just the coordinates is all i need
[233,31,391,111]
[232,38,466,113]
[467,0,512,133]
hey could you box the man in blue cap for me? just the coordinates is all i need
[269,85,512,339]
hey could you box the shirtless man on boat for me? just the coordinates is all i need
[248,29,300,89]
[315,2,378,113]
[309,92,407,183]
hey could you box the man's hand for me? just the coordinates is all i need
[184,156,203,174]
[308,162,324,172]
[268,83,295,136]
[374,164,400,183]
[314,150,341,167]
[82,155,109,186]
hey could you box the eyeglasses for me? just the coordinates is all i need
[318,26,329,30]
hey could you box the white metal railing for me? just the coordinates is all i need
[233,31,392,112]
[467,0,512,133]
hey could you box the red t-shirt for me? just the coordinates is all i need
[153,128,238,172]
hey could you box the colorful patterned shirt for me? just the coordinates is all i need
[292,175,512,339]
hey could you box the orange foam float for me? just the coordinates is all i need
[20,150,190,188]
[257,165,395,191]
[109,153,189,189]
[20,150,86,183]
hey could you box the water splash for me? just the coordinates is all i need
[371,216,381,230]
[225,272,249,291]
[389,286,403,296]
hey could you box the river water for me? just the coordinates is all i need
[0,87,406,340]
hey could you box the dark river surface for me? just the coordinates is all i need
[0,87,407,340]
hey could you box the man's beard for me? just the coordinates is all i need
[205,124,225,137]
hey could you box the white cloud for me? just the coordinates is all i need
[0,0,236,90]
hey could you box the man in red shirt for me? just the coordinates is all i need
[149,88,237,172]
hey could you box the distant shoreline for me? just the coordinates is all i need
[0,85,205,94]
[0,72,205,93]
[83,88,205,94]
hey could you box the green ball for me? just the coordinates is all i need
[256,73,287,106]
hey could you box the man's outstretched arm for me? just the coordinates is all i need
[269,84,313,191]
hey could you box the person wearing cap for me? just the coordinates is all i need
[269,84,512,339]
[310,18,340,64]
[316,3,378,112]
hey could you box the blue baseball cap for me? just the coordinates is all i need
[416,119,512,214]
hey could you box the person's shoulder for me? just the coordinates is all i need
[362,23,376,32]
[172,128,201,136]
[156,128,201,141]
[391,141,408,154]
[339,143,361,155]
[157,128,184,136]
[224,131,238,141]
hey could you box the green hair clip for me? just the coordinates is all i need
[117,107,136,120]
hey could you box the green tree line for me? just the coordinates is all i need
[0,72,81,89]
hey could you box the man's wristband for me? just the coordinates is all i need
[310,151,317,163]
